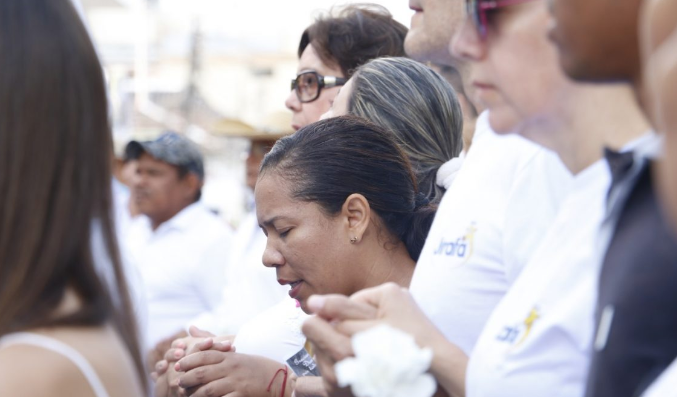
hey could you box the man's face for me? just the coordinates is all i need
[547,0,644,83]
[132,153,198,226]
[405,0,465,66]
[245,139,276,191]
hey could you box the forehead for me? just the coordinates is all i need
[137,153,178,171]
[297,44,344,77]
[255,172,296,220]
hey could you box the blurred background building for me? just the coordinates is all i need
[79,0,412,226]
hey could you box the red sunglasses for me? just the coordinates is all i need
[466,0,537,39]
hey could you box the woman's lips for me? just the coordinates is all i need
[289,280,303,299]
[278,279,304,299]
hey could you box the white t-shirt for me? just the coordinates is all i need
[189,211,288,335]
[466,159,610,397]
[410,112,572,355]
[642,358,677,397]
[126,202,233,348]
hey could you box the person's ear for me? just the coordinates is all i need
[341,193,371,244]
[183,173,201,201]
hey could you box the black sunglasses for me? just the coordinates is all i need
[290,71,347,103]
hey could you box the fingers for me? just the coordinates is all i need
[196,338,214,352]
[177,350,228,372]
[211,341,233,352]
[153,372,170,397]
[333,319,380,337]
[303,317,354,364]
[154,360,170,377]
[189,325,216,338]
[306,294,377,322]
[179,362,231,391]
[172,338,188,350]
[165,348,186,362]
[183,377,233,397]
[148,348,164,374]
[185,338,232,355]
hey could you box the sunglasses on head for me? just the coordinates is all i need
[290,71,347,103]
[466,0,537,39]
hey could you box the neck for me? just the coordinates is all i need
[149,202,193,231]
[359,240,416,290]
[520,83,650,174]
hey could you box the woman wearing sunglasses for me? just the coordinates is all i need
[284,4,407,131]
[303,0,652,396]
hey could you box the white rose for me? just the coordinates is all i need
[334,324,436,397]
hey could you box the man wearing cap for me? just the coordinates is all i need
[124,131,233,351]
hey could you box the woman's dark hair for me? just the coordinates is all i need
[0,0,145,386]
[298,4,408,78]
[260,116,436,261]
[349,57,464,204]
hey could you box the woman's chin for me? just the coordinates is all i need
[488,110,521,135]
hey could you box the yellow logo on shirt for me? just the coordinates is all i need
[515,307,540,346]
[496,306,541,347]
[433,223,477,265]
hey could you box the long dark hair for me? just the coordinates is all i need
[260,116,435,261]
[0,0,145,385]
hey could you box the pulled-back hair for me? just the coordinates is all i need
[0,0,144,386]
[260,116,435,261]
[299,4,408,78]
[348,57,464,204]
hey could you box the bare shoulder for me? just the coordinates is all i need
[0,343,92,396]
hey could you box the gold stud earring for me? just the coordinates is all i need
[350,237,358,244]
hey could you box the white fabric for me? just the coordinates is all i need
[0,332,108,397]
[126,202,232,348]
[189,210,288,335]
[642,358,677,397]
[410,112,572,355]
[435,157,465,190]
[233,298,309,364]
[466,159,610,397]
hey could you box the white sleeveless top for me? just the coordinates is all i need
[0,332,109,397]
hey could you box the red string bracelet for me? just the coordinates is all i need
[266,366,289,397]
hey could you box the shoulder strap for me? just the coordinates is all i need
[0,332,109,397]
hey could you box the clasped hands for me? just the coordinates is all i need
[151,327,290,397]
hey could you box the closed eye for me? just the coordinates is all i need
[279,228,292,238]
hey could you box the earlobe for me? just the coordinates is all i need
[184,173,202,200]
[342,193,370,243]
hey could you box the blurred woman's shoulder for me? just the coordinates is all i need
[0,326,144,397]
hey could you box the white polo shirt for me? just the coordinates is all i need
[410,112,572,355]
[465,159,610,397]
[126,202,232,348]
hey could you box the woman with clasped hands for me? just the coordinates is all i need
[161,116,437,397]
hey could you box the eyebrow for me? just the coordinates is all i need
[259,216,286,229]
